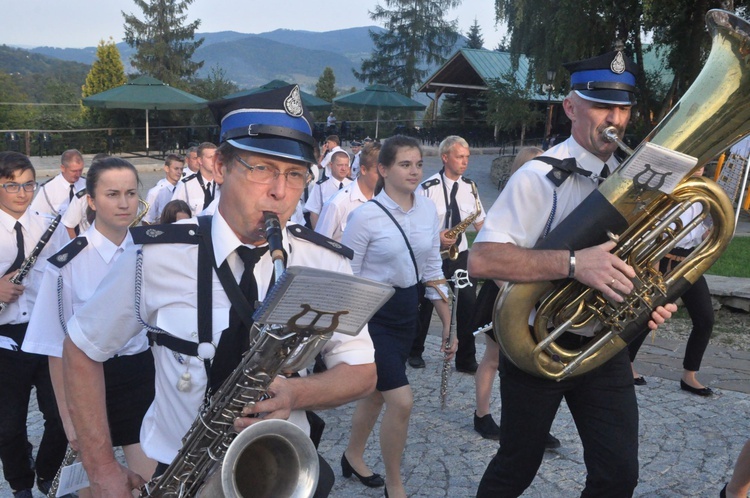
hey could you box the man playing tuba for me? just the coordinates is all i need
[468,49,676,497]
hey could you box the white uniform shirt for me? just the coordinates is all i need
[171,174,216,217]
[0,209,68,331]
[351,152,362,178]
[22,224,147,358]
[61,190,90,233]
[30,173,86,220]
[304,176,353,215]
[315,179,369,242]
[143,179,178,224]
[675,203,708,250]
[66,212,374,464]
[417,171,486,254]
[342,190,447,301]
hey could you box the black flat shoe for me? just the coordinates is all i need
[474,411,500,440]
[408,356,426,368]
[720,483,727,497]
[633,376,647,386]
[680,379,714,396]
[341,452,385,488]
[456,361,478,374]
[545,432,561,450]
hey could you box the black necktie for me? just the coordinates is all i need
[599,165,610,185]
[8,222,24,273]
[202,181,213,210]
[210,245,268,391]
[339,181,344,190]
[449,182,462,246]
[69,184,75,202]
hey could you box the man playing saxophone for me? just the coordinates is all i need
[409,136,485,374]
[468,49,676,497]
[62,86,376,498]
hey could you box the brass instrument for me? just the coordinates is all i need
[440,182,482,260]
[493,9,749,381]
[440,270,472,408]
[130,198,150,227]
[0,213,62,314]
[141,212,324,498]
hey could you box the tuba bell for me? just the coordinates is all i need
[494,9,750,381]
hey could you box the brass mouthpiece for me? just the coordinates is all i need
[602,126,634,156]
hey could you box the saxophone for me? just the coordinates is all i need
[140,213,329,498]
[0,213,62,314]
[440,182,482,260]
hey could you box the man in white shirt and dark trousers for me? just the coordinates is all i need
[305,150,352,228]
[30,149,86,220]
[171,142,217,216]
[408,136,485,373]
[61,85,376,498]
[0,152,70,498]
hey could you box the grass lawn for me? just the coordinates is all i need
[465,232,750,278]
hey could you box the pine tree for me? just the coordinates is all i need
[81,38,128,126]
[465,19,484,49]
[355,0,461,97]
[315,67,337,102]
[122,0,203,86]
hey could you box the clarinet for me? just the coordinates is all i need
[0,213,62,314]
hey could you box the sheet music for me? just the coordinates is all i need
[254,266,395,336]
[618,142,698,193]
[56,462,89,496]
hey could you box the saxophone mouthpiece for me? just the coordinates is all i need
[263,212,285,264]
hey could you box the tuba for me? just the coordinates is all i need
[494,9,750,381]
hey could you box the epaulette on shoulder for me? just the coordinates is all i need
[40,177,54,186]
[75,188,87,199]
[131,223,200,245]
[48,237,88,268]
[182,173,197,183]
[286,224,354,260]
[316,176,328,185]
[460,176,476,186]
[421,178,440,190]
[535,156,573,188]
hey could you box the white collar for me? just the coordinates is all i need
[86,222,133,264]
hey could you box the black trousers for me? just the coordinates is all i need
[0,327,67,491]
[629,262,714,372]
[477,344,639,498]
[410,250,477,366]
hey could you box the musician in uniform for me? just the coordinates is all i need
[315,142,381,242]
[171,142,217,216]
[409,136,485,373]
[0,152,69,498]
[61,85,376,497]
[30,149,86,220]
[305,150,353,229]
[142,153,185,225]
[468,50,676,497]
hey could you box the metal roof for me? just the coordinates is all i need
[418,48,562,103]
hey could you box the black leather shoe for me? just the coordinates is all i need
[408,356,425,369]
[545,433,561,450]
[456,361,478,374]
[634,376,647,386]
[474,411,500,440]
[341,452,385,488]
[680,379,713,396]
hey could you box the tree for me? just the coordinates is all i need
[81,38,128,125]
[465,19,484,49]
[190,65,238,101]
[485,71,544,143]
[315,67,337,102]
[122,0,204,86]
[355,0,461,97]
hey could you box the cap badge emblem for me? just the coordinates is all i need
[284,86,304,117]
[611,51,626,74]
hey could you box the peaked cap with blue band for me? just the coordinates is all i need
[207,84,317,165]
[563,50,638,105]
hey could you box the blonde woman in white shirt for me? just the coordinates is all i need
[23,158,156,493]
[341,135,456,498]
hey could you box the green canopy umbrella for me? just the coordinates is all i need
[82,76,208,153]
[333,84,426,138]
[224,80,332,111]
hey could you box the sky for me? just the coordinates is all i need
[2,0,507,50]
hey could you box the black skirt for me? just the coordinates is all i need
[368,285,419,391]
[103,349,155,447]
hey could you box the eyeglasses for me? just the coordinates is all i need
[234,156,310,189]
[0,181,38,193]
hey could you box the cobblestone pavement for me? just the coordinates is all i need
[4,150,749,497]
